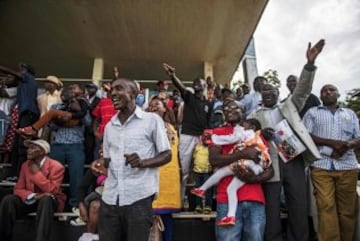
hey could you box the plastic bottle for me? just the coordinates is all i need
[183,195,189,212]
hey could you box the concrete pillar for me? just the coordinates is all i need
[242,38,259,86]
[91,58,104,86]
[204,61,214,80]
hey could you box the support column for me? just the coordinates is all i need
[204,61,214,80]
[91,58,104,86]
[242,38,259,85]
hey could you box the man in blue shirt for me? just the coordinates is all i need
[303,84,360,241]
[0,64,39,180]
[240,76,267,116]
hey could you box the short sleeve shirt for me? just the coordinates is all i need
[102,106,171,206]
[181,90,210,136]
[92,97,117,134]
[303,106,360,170]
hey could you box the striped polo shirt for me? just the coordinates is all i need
[303,105,360,170]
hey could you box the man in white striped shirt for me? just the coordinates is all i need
[303,84,360,241]
[91,78,171,241]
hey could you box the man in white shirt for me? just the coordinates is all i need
[91,78,171,241]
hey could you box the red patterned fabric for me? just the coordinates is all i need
[1,105,19,152]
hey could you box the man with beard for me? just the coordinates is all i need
[303,84,360,241]
[209,99,274,241]
[0,139,66,241]
[91,78,171,241]
[248,39,325,241]
[162,63,211,198]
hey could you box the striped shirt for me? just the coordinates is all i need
[303,106,360,170]
[102,106,171,206]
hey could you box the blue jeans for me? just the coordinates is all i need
[49,143,85,208]
[216,201,265,241]
[160,214,173,241]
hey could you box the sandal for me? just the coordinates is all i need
[194,205,202,213]
[203,206,212,214]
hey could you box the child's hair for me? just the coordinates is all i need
[245,118,262,131]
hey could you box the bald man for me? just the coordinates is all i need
[303,84,360,241]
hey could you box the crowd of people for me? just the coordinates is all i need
[0,38,359,241]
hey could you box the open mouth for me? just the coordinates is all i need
[112,98,120,105]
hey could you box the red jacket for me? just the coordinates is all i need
[14,157,66,212]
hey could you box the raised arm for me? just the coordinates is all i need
[162,63,187,95]
[291,39,325,110]
[306,39,325,65]
[0,66,22,79]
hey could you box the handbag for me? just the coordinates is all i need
[148,215,165,241]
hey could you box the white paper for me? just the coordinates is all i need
[272,119,306,163]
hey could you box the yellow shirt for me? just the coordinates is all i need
[193,144,212,173]
[152,123,181,211]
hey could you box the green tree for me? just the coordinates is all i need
[231,79,244,90]
[263,69,281,88]
[345,88,360,117]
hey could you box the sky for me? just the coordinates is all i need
[234,0,360,101]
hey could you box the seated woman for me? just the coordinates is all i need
[16,87,88,137]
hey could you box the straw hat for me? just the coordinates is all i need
[45,75,63,88]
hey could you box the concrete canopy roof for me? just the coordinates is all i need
[0,0,267,84]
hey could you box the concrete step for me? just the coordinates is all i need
[13,215,216,241]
